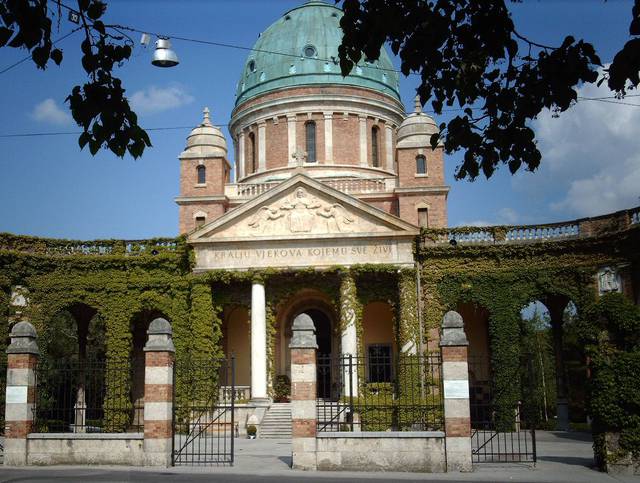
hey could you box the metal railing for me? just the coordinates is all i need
[34,359,143,433]
[316,353,443,432]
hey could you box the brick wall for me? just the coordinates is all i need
[398,193,448,228]
[397,146,445,187]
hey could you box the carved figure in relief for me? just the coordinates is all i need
[598,267,620,294]
[281,188,321,233]
[248,206,285,234]
[317,204,355,232]
[247,187,357,235]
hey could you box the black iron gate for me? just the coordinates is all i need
[172,357,235,466]
[469,358,536,464]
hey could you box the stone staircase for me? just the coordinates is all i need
[260,402,292,439]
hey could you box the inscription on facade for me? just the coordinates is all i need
[196,238,413,270]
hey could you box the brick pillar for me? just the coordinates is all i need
[143,317,175,466]
[440,311,472,472]
[290,313,318,470]
[4,321,39,466]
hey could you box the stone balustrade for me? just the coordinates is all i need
[423,206,639,246]
[0,233,180,257]
[219,385,251,403]
[225,177,396,200]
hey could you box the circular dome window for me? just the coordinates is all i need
[303,45,317,58]
[247,60,256,73]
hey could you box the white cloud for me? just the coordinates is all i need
[457,207,520,227]
[523,74,640,218]
[129,84,194,114]
[31,98,71,125]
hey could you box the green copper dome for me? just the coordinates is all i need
[235,1,400,106]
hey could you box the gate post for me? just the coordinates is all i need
[143,317,175,467]
[290,313,318,470]
[4,321,39,466]
[440,311,472,472]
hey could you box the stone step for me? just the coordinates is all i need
[260,403,292,440]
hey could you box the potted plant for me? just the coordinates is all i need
[273,374,291,402]
[247,424,257,439]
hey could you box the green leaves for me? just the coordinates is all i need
[1,0,150,159]
[337,0,609,181]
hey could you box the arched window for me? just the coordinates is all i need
[416,155,427,174]
[249,132,256,173]
[371,126,380,167]
[196,165,206,184]
[305,121,316,163]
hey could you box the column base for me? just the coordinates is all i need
[249,397,272,407]
[446,436,472,472]
[144,438,172,467]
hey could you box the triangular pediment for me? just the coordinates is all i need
[189,174,418,244]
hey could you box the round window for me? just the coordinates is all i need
[247,60,256,73]
[303,45,317,58]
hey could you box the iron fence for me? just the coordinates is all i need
[34,358,143,433]
[172,357,235,466]
[317,353,443,432]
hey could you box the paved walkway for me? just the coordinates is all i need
[1,431,639,482]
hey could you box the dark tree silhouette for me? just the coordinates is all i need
[337,0,640,180]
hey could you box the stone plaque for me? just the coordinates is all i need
[443,380,469,399]
[6,385,28,404]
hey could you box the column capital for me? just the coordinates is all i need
[7,321,39,355]
[323,112,333,119]
[144,318,175,353]
[439,311,468,347]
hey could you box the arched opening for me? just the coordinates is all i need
[416,154,427,174]
[362,301,395,383]
[249,132,256,173]
[221,306,251,389]
[305,121,317,163]
[276,291,338,399]
[196,164,206,184]
[371,126,380,167]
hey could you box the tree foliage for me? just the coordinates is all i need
[0,0,150,158]
[338,0,640,180]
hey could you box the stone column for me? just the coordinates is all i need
[287,114,297,165]
[238,131,246,179]
[290,313,318,470]
[251,281,268,403]
[258,121,266,172]
[143,317,175,467]
[440,311,472,472]
[4,321,39,466]
[385,124,394,172]
[323,112,333,163]
[358,115,368,166]
[339,273,359,397]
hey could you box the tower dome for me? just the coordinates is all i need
[397,98,440,148]
[180,107,227,159]
[235,0,400,106]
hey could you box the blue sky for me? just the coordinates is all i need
[0,0,638,239]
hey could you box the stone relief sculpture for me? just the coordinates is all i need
[598,266,621,294]
[247,187,356,235]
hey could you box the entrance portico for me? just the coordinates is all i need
[189,174,419,402]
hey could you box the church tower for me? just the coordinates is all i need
[176,108,231,234]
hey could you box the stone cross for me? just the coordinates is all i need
[414,95,422,114]
[292,150,307,167]
[202,106,212,126]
